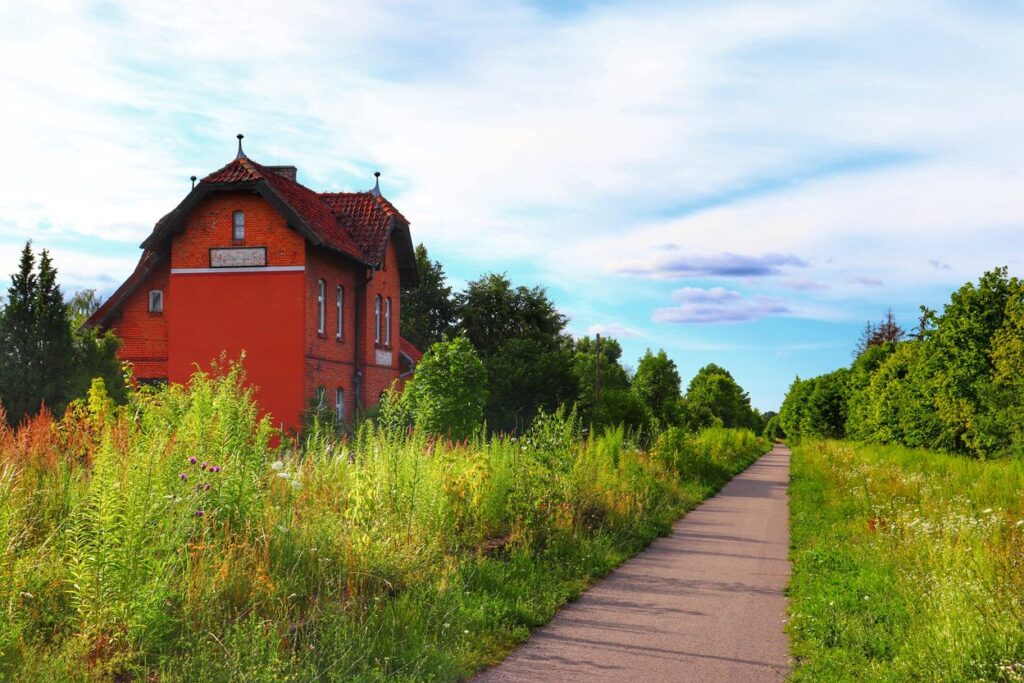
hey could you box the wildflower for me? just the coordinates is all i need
[277,471,291,479]
[195,509,205,517]
[982,508,993,514]
[200,462,208,470]
[179,473,188,481]
[189,456,197,465]
[291,479,301,491]
[213,465,221,473]
[204,483,211,491]
[271,461,285,471]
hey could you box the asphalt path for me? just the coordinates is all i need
[476,444,791,682]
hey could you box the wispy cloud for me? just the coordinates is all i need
[929,259,952,270]
[587,322,642,338]
[652,287,791,324]
[849,276,885,287]
[614,252,807,279]
[779,278,829,290]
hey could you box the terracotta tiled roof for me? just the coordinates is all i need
[398,336,423,363]
[200,158,382,264]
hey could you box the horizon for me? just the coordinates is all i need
[3,1,1022,411]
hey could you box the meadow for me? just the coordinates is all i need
[787,440,1024,681]
[0,365,766,681]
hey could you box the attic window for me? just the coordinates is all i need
[232,211,245,240]
[148,289,163,313]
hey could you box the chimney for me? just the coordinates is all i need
[267,165,298,182]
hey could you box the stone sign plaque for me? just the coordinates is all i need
[375,349,393,367]
[210,247,267,268]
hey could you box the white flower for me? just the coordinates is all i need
[291,479,302,491]
[982,508,993,514]
[271,460,285,471]
[277,471,291,479]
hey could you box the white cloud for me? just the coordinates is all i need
[0,0,1022,327]
[653,287,791,324]
[587,322,642,338]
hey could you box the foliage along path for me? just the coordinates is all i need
[477,445,791,682]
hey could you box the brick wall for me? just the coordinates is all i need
[171,192,304,269]
[112,260,170,380]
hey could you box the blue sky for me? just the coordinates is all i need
[2,0,1022,410]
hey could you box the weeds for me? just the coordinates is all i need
[0,366,767,681]
[788,440,1024,681]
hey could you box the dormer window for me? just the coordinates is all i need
[232,211,245,240]
[148,289,163,313]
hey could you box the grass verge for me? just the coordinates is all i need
[788,440,1024,681]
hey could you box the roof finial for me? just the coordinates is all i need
[236,133,247,160]
[190,175,197,190]
[370,170,381,196]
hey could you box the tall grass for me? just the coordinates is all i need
[0,367,767,681]
[788,440,1024,681]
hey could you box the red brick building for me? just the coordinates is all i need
[85,140,421,433]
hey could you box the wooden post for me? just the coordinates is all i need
[595,333,602,407]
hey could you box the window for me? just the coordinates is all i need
[384,297,392,346]
[335,387,345,423]
[336,285,344,339]
[317,279,325,335]
[315,385,326,411]
[232,211,245,240]
[148,289,163,313]
[374,295,382,345]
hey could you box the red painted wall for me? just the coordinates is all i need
[168,270,305,433]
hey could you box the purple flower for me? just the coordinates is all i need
[179,473,188,481]
[204,483,211,491]
[195,509,205,517]
[200,462,208,470]
[189,456,197,465]
[213,466,222,473]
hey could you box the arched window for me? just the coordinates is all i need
[374,295,382,345]
[336,285,344,339]
[384,297,392,346]
[232,211,245,240]
[317,280,325,334]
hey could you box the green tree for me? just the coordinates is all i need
[633,349,682,426]
[67,288,103,330]
[570,335,632,428]
[926,267,1020,455]
[685,363,757,430]
[484,338,578,433]
[0,242,75,423]
[801,368,850,439]
[400,244,456,350]
[456,273,567,356]
[404,337,488,440]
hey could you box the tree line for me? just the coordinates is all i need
[396,244,767,439]
[776,267,1024,458]
[0,242,124,425]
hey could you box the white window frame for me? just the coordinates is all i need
[336,285,344,339]
[384,297,392,346]
[317,280,325,334]
[374,295,382,345]
[148,289,163,313]
[232,211,245,240]
[335,387,345,423]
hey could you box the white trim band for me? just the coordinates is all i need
[171,266,305,274]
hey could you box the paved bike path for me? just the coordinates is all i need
[477,445,791,682]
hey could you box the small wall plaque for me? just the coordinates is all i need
[210,247,267,268]
[375,349,393,367]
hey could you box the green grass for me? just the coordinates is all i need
[788,440,1024,682]
[0,369,767,681]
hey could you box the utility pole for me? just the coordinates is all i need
[595,333,602,407]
